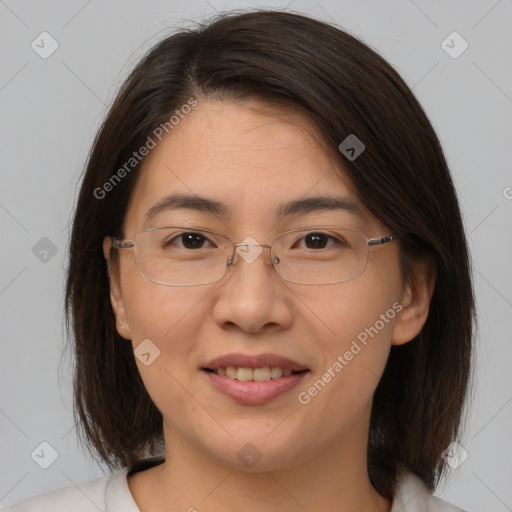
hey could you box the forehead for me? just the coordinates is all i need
[145,98,337,178]
[123,98,371,231]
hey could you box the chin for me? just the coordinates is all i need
[207,432,305,472]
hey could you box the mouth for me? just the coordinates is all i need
[200,353,310,404]
[202,366,308,381]
[201,352,310,380]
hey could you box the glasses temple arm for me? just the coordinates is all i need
[112,239,135,249]
[368,235,393,246]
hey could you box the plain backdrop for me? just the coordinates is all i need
[1,1,511,510]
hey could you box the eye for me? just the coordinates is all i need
[164,231,216,250]
[292,232,343,250]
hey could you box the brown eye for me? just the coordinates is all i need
[165,232,214,250]
[293,232,341,250]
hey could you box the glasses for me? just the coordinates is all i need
[112,226,393,286]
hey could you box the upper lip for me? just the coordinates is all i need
[202,353,309,371]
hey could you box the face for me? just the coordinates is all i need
[104,98,425,472]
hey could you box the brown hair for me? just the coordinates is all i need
[64,9,475,499]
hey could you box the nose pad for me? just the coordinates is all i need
[225,244,278,270]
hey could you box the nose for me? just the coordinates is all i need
[227,240,279,286]
[211,239,293,333]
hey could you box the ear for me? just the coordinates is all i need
[103,236,132,340]
[392,257,436,346]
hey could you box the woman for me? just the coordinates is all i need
[5,9,474,512]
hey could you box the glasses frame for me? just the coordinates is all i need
[112,226,393,286]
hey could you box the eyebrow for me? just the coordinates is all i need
[143,193,360,225]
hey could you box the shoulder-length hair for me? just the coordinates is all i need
[65,9,475,499]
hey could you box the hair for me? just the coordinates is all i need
[64,9,475,500]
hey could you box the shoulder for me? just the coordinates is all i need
[391,469,469,512]
[2,467,136,512]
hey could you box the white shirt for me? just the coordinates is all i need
[2,458,468,512]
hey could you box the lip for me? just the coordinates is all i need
[202,370,309,405]
[202,352,309,372]
[201,352,310,405]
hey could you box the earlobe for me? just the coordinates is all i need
[392,258,436,346]
[103,236,132,340]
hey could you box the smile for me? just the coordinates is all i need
[204,366,306,381]
[200,352,310,404]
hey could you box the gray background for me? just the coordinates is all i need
[1,0,511,510]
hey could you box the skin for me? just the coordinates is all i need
[103,98,435,512]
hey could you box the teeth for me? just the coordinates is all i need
[216,366,297,381]
[253,367,271,381]
[271,367,284,379]
[225,366,238,379]
[237,367,253,381]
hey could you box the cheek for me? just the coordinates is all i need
[119,253,210,342]
[295,272,401,412]
[118,260,201,372]
[120,275,213,415]
[299,272,400,352]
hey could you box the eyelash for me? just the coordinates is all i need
[164,231,343,250]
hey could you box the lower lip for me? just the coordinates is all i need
[202,370,309,405]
